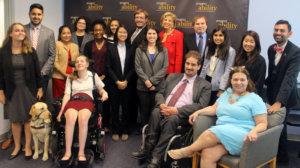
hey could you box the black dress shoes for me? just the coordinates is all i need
[131,143,154,160]
[147,156,161,168]
[8,146,22,160]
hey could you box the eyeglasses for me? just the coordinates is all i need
[77,22,86,25]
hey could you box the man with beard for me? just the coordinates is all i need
[25,3,55,99]
[131,51,211,168]
[265,20,300,165]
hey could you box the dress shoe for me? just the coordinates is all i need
[121,134,128,141]
[276,155,289,165]
[131,142,154,159]
[77,154,88,168]
[8,145,22,160]
[112,134,119,141]
[59,154,72,168]
[147,156,161,168]
[1,138,13,150]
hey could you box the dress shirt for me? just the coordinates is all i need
[165,74,196,108]
[130,25,146,44]
[117,43,126,75]
[29,23,41,43]
[195,32,207,57]
[274,41,288,65]
[207,51,218,77]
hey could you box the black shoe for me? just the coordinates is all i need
[131,143,154,159]
[277,155,289,165]
[59,155,72,168]
[24,155,32,160]
[8,145,22,160]
[147,156,161,168]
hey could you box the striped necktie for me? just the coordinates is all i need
[32,27,38,50]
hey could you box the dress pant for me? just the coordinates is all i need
[128,74,139,125]
[110,86,130,134]
[277,108,290,159]
[137,90,157,127]
[147,108,189,158]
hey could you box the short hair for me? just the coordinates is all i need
[275,20,292,32]
[58,25,71,41]
[29,3,44,13]
[74,16,90,32]
[160,12,177,28]
[113,25,128,44]
[226,66,256,93]
[185,50,202,65]
[192,15,208,26]
[134,9,149,19]
[92,19,106,31]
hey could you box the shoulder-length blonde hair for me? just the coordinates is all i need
[2,23,32,54]
[160,12,177,28]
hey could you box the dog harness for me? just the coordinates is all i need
[31,109,52,129]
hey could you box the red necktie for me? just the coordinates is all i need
[274,45,283,54]
[32,27,38,50]
[167,79,188,107]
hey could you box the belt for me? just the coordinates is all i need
[70,95,93,102]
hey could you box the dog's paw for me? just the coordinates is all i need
[33,153,39,160]
[42,155,48,161]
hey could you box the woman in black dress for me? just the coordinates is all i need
[234,30,266,97]
[0,23,42,160]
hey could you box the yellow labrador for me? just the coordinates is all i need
[29,102,52,161]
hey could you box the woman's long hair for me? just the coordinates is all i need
[69,55,90,80]
[235,31,261,67]
[105,19,119,37]
[138,26,164,52]
[226,66,256,93]
[206,26,230,60]
[2,23,32,54]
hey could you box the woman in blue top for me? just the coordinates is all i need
[168,66,268,167]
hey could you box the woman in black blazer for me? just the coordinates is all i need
[0,23,42,160]
[234,31,266,97]
[106,25,134,141]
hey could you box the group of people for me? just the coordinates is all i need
[0,3,299,168]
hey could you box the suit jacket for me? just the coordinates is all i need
[25,24,56,76]
[106,43,134,86]
[52,41,79,80]
[135,47,169,91]
[70,32,94,55]
[266,41,300,107]
[183,32,210,73]
[129,26,148,51]
[155,73,211,119]
[200,47,236,91]
[0,45,42,100]
[159,29,184,74]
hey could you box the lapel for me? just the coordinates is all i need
[113,44,122,73]
[124,45,131,75]
[276,41,291,68]
[192,76,200,102]
[37,25,44,49]
[191,33,198,49]
[166,74,184,97]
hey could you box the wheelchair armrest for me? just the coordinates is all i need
[193,115,217,141]
[238,124,283,168]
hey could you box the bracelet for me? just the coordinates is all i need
[148,85,153,89]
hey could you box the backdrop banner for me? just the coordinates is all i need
[64,0,249,49]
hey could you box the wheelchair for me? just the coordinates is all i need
[140,124,193,168]
[50,95,106,167]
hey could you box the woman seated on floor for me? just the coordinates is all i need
[56,55,108,167]
[168,66,268,168]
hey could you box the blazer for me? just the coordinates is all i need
[129,26,148,51]
[0,45,42,100]
[70,32,94,55]
[135,47,169,92]
[266,41,300,107]
[200,47,236,91]
[159,29,184,74]
[155,73,211,119]
[52,41,79,80]
[25,24,56,76]
[106,43,134,85]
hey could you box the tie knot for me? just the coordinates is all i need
[199,34,203,39]
[183,79,188,83]
[274,45,283,54]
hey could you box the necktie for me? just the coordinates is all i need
[130,28,140,44]
[198,34,203,56]
[273,45,283,54]
[32,27,38,50]
[167,79,188,107]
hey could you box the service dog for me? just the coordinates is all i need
[29,102,52,161]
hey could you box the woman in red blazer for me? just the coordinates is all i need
[159,12,184,74]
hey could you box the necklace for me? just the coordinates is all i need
[229,93,240,104]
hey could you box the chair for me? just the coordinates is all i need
[192,104,286,168]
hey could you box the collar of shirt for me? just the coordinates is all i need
[182,73,197,84]
[136,25,146,30]
[117,43,126,48]
[29,23,41,30]
[275,41,288,53]
[195,32,207,42]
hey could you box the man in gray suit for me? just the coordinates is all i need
[25,3,55,98]
[132,51,211,168]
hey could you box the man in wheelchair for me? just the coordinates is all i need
[131,51,211,168]
[56,55,108,167]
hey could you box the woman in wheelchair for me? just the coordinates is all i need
[56,55,108,166]
[168,67,268,167]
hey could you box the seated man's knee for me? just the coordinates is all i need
[151,108,162,119]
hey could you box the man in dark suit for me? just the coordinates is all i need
[265,20,300,165]
[183,15,209,73]
[25,3,56,98]
[128,9,149,130]
[132,51,211,168]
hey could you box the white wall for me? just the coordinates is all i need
[248,0,300,81]
[13,0,64,40]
